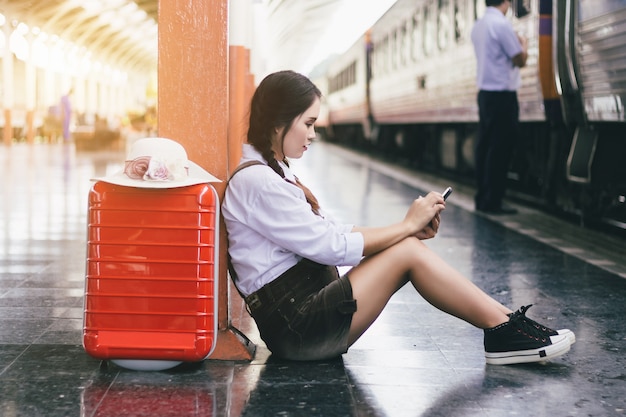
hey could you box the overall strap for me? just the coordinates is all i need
[226,159,265,300]
[228,160,265,183]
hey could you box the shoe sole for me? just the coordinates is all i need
[485,335,571,365]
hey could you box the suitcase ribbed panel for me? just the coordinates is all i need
[83,182,219,361]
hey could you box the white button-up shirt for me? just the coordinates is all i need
[471,7,523,91]
[222,144,364,297]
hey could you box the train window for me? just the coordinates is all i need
[454,0,468,43]
[424,3,436,56]
[370,42,378,79]
[375,41,383,77]
[406,18,414,64]
[370,42,380,78]
[394,28,401,69]
[349,62,356,88]
[397,29,401,65]
[406,17,413,64]
[382,36,390,75]
[401,22,410,67]
[579,0,624,20]
[375,35,389,76]
[512,0,531,18]
[386,36,392,73]
[328,60,357,94]
[395,26,403,68]
[349,61,356,86]
[438,0,451,50]
[390,30,397,70]
[412,10,423,61]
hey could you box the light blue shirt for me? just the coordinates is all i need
[471,7,522,91]
[222,144,364,296]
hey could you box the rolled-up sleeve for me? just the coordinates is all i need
[340,231,365,266]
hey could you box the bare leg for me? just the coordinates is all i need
[347,237,512,346]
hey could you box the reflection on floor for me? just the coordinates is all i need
[0,142,625,417]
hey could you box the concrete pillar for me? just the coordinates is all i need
[158,0,254,360]
[86,76,97,122]
[25,33,36,144]
[229,0,256,171]
[3,25,14,145]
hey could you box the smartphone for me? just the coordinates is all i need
[442,187,453,201]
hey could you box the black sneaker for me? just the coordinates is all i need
[484,312,571,365]
[509,304,575,345]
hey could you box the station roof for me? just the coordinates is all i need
[0,0,343,75]
[0,0,158,73]
[262,0,344,73]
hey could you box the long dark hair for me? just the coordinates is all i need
[247,70,322,214]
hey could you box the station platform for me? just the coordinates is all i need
[0,140,625,417]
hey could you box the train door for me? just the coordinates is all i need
[553,0,597,183]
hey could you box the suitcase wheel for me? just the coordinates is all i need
[111,359,183,371]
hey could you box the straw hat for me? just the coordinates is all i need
[94,137,220,188]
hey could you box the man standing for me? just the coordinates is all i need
[471,0,527,214]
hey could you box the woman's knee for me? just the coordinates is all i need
[395,236,427,256]
[393,237,434,269]
[352,237,428,282]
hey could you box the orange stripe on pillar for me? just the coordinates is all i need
[3,110,11,145]
[158,0,254,360]
[228,45,254,171]
[26,111,35,144]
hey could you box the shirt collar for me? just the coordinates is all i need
[241,143,265,163]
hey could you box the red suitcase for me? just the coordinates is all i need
[83,181,219,366]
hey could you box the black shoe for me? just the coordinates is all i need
[509,304,575,344]
[484,311,571,365]
[479,205,518,215]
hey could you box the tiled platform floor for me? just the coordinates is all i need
[0,141,625,417]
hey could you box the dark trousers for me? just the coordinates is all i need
[475,90,519,210]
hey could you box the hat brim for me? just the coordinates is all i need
[92,161,221,188]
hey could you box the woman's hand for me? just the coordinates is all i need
[404,192,445,239]
[415,212,441,240]
[354,191,446,256]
